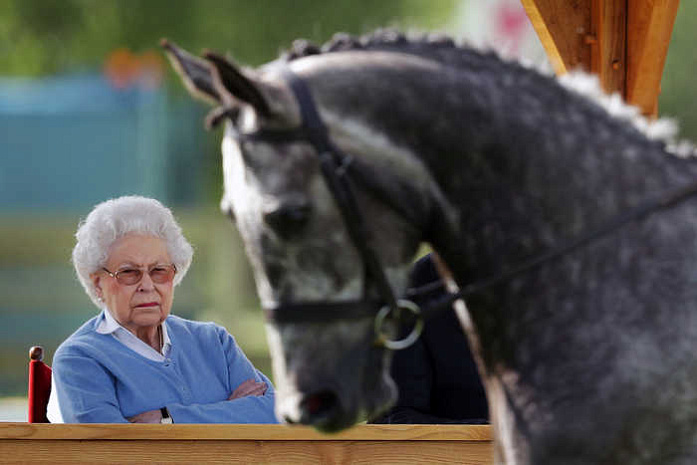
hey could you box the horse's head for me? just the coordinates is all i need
[163,39,453,431]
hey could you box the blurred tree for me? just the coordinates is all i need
[0,0,460,205]
[0,0,457,76]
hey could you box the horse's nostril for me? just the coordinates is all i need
[302,390,340,417]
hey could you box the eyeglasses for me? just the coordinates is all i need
[102,264,177,285]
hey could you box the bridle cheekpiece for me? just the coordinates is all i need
[229,67,424,350]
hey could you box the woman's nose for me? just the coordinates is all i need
[138,271,155,291]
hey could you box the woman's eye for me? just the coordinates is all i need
[150,267,169,277]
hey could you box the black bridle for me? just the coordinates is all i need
[228,68,423,349]
[228,67,697,350]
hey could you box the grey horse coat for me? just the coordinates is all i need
[166,31,697,464]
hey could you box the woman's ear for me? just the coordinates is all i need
[91,274,103,299]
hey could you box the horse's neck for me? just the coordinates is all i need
[407,63,694,282]
[307,50,695,277]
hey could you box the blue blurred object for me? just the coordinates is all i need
[0,74,149,114]
[0,74,203,212]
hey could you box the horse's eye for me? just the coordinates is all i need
[263,201,312,239]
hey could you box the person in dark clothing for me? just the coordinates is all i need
[372,254,489,424]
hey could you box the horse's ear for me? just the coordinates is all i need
[161,39,221,105]
[203,51,271,117]
[162,39,273,119]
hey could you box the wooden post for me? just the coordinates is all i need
[590,0,627,97]
[521,0,680,116]
[626,0,680,117]
[520,0,592,74]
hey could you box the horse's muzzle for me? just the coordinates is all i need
[281,388,355,433]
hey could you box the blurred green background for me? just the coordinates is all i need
[1,0,696,419]
[0,0,470,403]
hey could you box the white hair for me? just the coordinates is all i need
[72,196,194,308]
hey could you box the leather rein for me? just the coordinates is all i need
[227,67,697,350]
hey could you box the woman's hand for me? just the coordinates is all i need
[229,378,268,400]
[127,409,163,423]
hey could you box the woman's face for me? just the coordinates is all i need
[91,234,175,334]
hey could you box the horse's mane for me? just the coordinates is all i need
[281,29,504,72]
[279,29,694,158]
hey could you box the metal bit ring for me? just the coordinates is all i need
[374,299,424,350]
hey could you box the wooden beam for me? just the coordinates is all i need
[590,0,627,96]
[520,0,592,74]
[522,0,678,116]
[0,423,494,464]
[521,0,627,92]
[626,0,680,117]
[0,423,493,441]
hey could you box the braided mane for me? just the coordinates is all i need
[278,29,693,158]
[280,29,506,71]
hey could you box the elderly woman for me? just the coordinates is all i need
[47,196,278,424]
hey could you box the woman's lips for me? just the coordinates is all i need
[136,302,159,308]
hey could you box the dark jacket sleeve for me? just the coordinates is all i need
[371,254,489,424]
[372,328,433,424]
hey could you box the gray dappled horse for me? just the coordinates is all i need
[164,31,697,464]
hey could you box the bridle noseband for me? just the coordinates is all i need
[227,67,697,351]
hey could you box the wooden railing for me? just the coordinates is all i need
[0,423,492,464]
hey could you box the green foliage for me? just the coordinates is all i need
[0,0,458,76]
[660,1,697,141]
[0,0,461,208]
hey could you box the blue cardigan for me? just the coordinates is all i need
[52,313,278,423]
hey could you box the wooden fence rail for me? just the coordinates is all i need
[0,423,492,464]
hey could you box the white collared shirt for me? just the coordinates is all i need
[96,308,172,362]
[47,309,171,423]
